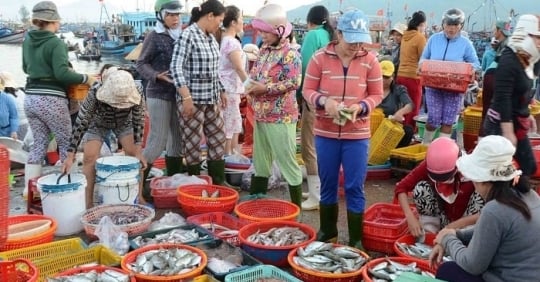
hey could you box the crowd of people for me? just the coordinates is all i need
[5,0,540,280]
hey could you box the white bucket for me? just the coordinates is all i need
[95,156,141,182]
[37,173,86,236]
[96,178,140,205]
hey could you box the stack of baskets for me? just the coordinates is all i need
[462,106,482,152]
[368,119,405,166]
[1,215,57,251]
[151,175,212,208]
[177,184,239,216]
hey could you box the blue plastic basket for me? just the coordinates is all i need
[224,265,301,282]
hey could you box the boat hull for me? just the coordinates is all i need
[0,31,25,44]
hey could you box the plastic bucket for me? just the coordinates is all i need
[96,178,139,205]
[95,156,141,182]
[37,173,86,236]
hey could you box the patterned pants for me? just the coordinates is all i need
[222,94,242,139]
[425,88,463,128]
[143,98,183,163]
[180,104,225,164]
[413,181,484,228]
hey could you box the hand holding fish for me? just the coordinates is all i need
[406,216,424,238]
[429,243,445,269]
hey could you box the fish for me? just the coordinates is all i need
[128,248,202,276]
[293,241,367,274]
[366,258,436,281]
[46,269,130,282]
[210,190,220,198]
[202,190,209,198]
[131,228,210,248]
[245,227,309,247]
[88,210,146,225]
[396,242,433,259]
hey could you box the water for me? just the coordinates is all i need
[0,38,129,86]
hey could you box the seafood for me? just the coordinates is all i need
[46,269,130,282]
[396,242,452,262]
[201,189,220,198]
[246,227,309,247]
[131,228,210,248]
[128,248,202,276]
[367,258,436,281]
[293,241,367,274]
[198,222,239,238]
[198,240,245,274]
[88,211,146,225]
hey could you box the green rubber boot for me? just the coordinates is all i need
[288,184,302,209]
[347,210,365,251]
[165,156,184,176]
[316,203,338,243]
[207,159,226,185]
[186,163,201,176]
[249,176,268,195]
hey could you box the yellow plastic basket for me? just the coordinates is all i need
[368,118,405,165]
[530,100,540,116]
[463,107,482,134]
[370,108,385,135]
[390,144,428,161]
[0,238,85,263]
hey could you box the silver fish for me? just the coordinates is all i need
[245,227,309,247]
[128,248,202,276]
[367,258,436,281]
[132,228,209,248]
[293,241,367,274]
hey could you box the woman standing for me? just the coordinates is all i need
[22,1,95,197]
[396,11,426,128]
[136,0,184,201]
[299,5,334,211]
[247,3,303,210]
[303,9,383,250]
[170,0,227,185]
[218,5,248,156]
[0,72,28,140]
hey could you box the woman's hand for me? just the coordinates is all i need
[429,244,445,269]
[435,228,457,245]
[346,104,362,121]
[157,71,173,84]
[136,153,147,170]
[181,97,195,118]
[324,98,340,119]
[61,152,76,174]
[247,81,267,96]
[391,112,405,123]
[407,216,424,238]
[220,91,228,109]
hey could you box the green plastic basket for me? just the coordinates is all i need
[224,265,301,282]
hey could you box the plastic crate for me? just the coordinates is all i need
[364,203,416,239]
[224,265,301,282]
[362,232,405,255]
[463,107,482,134]
[390,144,428,170]
[128,224,213,250]
[0,238,86,263]
[188,239,262,281]
[370,108,385,135]
[187,212,250,246]
[420,60,473,93]
[151,175,212,208]
[368,119,405,165]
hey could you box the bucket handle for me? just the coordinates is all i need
[56,173,71,184]
[115,183,131,202]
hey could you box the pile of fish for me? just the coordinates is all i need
[127,248,202,276]
[368,258,436,281]
[89,211,146,225]
[199,222,239,238]
[292,241,367,274]
[199,241,244,274]
[131,228,210,248]
[201,189,220,198]
[395,241,433,259]
[246,226,309,247]
[47,269,130,282]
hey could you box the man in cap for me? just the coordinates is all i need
[390,23,407,73]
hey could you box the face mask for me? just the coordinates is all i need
[434,181,458,204]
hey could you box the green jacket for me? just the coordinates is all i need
[298,26,331,100]
[22,30,86,97]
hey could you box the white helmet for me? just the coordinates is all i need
[442,8,465,25]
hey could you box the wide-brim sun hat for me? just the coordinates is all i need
[32,1,61,22]
[337,9,372,44]
[96,69,141,109]
[0,72,18,88]
[514,14,540,36]
[456,135,521,182]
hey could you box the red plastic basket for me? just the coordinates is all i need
[238,221,316,266]
[187,212,249,246]
[0,259,38,282]
[151,175,212,209]
[153,157,166,170]
[0,145,8,250]
[121,243,207,282]
[177,185,239,216]
[361,257,434,282]
[362,232,405,255]
[288,243,369,282]
[55,265,135,281]
[394,233,436,261]
[363,203,416,239]
[1,215,57,251]
[234,199,300,224]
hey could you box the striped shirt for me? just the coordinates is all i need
[170,23,224,104]
[68,82,145,152]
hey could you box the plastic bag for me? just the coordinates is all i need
[225,152,250,164]
[156,174,207,189]
[148,212,186,231]
[241,161,283,191]
[95,216,129,255]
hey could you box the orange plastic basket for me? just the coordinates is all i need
[394,233,436,261]
[187,212,250,246]
[1,215,57,251]
[55,265,135,281]
[239,221,316,267]
[363,203,416,239]
[121,243,207,282]
[0,145,9,250]
[421,60,473,93]
[151,175,212,209]
[177,185,239,216]
[361,257,434,282]
[67,84,90,100]
[0,259,38,282]
[288,244,369,282]
[234,198,300,224]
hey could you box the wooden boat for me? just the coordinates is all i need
[0,28,25,44]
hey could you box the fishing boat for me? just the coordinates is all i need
[76,53,102,61]
[0,28,25,44]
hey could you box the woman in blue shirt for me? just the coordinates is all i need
[0,79,18,139]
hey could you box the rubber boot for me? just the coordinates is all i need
[140,163,153,202]
[24,164,42,200]
[288,184,302,209]
[207,159,226,185]
[186,163,201,176]
[165,156,184,176]
[347,210,365,251]
[249,176,268,195]
[422,130,435,145]
[302,175,320,210]
[316,203,338,243]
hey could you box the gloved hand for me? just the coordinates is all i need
[85,74,97,86]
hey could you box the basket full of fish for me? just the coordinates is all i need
[361,257,436,282]
[187,212,250,246]
[121,243,207,282]
[238,220,316,267]
[81,204,155,239]
[177,185,240,216]
[48,265,133,282]
[287,241,368,282]
[394,233,437,261]
[129,224,213,250]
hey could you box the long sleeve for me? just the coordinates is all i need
[419,36,433,64]
[491,51,518,122]
[136,32,159,83]
[362,57,384,113]
[302,52,323,106]
[132,95,145,145]
[266,49,302,96]
[68,84,100,152]
[170,31,190,89]
[464,40,481,70]
[7,96,18,134]
[394,160,428,196]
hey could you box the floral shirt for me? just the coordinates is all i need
[249,40,301,123]
[219,36,246,94]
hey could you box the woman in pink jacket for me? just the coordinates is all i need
[303,9,383,250]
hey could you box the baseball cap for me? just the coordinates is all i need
[337,9,372,44]
[495,20,512,37]
[380,60,395,77]
[390,23,407,35]
[514,14,540,36]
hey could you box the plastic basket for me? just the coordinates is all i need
[394,233,436,261]
[363,203,416,239]
[224,265,301,282]
[192,274,220,282]
[421,60,473,93]
[54,265,135,281]
[463,107,482,135]
[0,145,9,250]
[361,257,434,282]
[238,220,316,266]
[187,212,250,246]
[288,243,369,282]
[362,232,404,255]
[128,224,213,250]
[0,215,57,251]
[67,84,90,100]
[151,175,212,209]
[234,199,300,224]
[121,243,207,282]
[390,144,428,170]
[80,204,155,239]
[34,245,121,281]
[463,133,478,152]
[370,108,385,135]
[0,238,86,263]
[0,259,38,282]
[153,157,166,170]
[188,239,262,280]
[368,119,405,165]
[177,184,239,216]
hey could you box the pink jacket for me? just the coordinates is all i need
[303,42,383,140]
